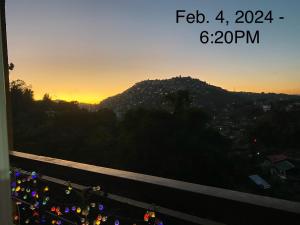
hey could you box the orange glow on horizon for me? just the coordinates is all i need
[6,0,300,104]
[9,61,300,104]
[23,76,300,105]
[34,94,107,104]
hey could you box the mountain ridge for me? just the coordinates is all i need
[98,76,298,114]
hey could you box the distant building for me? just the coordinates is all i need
[45,110,56,118]
[271,160,295,178]
[262,154,295,179]
[267,154,287,163]
[262,105,271,112]
[78,103,99,112]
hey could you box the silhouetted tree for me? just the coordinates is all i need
[166,90,191,114]
[9,80,244,188]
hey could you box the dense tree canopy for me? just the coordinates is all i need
[10,80,299,190]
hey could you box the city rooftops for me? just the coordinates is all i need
[267,154,288,163]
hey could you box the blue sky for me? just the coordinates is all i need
[6,0,300,102]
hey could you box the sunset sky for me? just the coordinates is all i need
[6,0,300,103]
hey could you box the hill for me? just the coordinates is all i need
[99,76,297,115]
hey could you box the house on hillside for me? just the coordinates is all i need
[261,154,295,179]
[262,104,271,112]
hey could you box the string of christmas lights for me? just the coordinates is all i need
[10,168,164,225]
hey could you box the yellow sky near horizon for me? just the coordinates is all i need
[6,0,300,104]
[10,68,300,104]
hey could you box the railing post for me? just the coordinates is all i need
[0,0,12,224]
